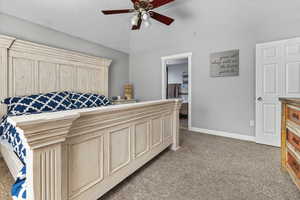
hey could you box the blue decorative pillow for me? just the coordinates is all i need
[0,116,26,164]
[70,92,111,109]
[2,91,74,116]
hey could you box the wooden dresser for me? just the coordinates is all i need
[280,98,300,190]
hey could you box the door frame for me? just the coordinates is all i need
[161,52,192,130]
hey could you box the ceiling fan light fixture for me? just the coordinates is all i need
[131,14,139,26]
[143,19,152,28]
[142,11,150,21]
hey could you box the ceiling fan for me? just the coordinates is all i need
[101,0,175,30]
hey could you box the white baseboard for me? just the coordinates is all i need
[189,127,255,142]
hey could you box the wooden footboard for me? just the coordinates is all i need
[11,99,182,200]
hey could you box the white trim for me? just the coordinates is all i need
[161,52,193,60]
[161,52,192,130]
[190,127,255,142]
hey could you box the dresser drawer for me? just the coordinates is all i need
[287,152,300,179]
[288,106,300,125]
[287,129,300,152]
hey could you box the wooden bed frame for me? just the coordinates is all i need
[0,34,182,200]
[0,140,23,179]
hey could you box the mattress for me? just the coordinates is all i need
[0,140,24,180]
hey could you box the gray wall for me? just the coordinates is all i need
[0,13,129,96]
[167,63,188,84]
[129,0,300,137]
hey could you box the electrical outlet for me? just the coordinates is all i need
[250,120,255,127]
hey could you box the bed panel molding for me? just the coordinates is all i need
[68,132,105,199]
[150,116,163,149]
[108,124,131,175]
[0,35,16,48]
[8,45,111,97]
[163,114,173,140]
[133,120,150,159]
[9,39,112,67]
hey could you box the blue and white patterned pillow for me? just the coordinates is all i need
[2,91,74,116]
[0,116,26,164]
[70,92,111,109]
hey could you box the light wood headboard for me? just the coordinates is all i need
[0,34,112,116]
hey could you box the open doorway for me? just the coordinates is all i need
[161,53,192,130]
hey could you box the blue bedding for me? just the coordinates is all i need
[0,115,27,200]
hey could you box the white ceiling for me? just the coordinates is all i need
[1,0,300,53]
[0,0,134,53]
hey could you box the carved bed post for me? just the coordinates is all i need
[103,59,112,97]
[16,112,80,200]
[0,35,15,117]
[171,99,182,151]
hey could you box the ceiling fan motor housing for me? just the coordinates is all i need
[101,0,175,30]
[134,0,154,11]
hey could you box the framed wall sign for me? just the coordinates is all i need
[210,49,239,77]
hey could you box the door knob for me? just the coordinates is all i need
[257,97,263,101]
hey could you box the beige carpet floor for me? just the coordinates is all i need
[1,130,300,200]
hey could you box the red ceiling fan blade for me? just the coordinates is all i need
[150,0,175,9]
[132,18,142,30]
[149,11,174,25]
[102,9,134,15]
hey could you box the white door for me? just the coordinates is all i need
[256,38,300,147]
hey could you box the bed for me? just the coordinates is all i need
[0,34,182,200]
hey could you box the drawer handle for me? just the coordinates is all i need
[292,113,299,120]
